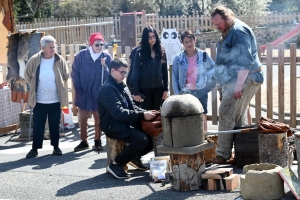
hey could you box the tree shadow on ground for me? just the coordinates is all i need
[0,151,89,172]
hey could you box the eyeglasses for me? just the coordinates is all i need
[148,36,156,40]
[94,43,104,47]
[116,69,128,76]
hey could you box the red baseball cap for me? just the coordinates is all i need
[89,33,105,46]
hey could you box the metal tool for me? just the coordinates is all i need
[205,128,258,136]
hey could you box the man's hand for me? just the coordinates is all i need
[234,70,249,100]
[162,91,168,100]
[101,57,107,67]
[133,95,143,102]
[234,84,243,99]
[144,111,156,121]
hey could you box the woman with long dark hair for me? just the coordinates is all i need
[132,26,168,110]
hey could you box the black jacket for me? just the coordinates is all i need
[132,48,168,95]
[97,75,145,139]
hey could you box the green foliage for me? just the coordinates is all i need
[268,0,300,12]
[218,0,271,15]
[13,0,279,22]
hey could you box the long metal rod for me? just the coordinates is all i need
[205,128,258,136]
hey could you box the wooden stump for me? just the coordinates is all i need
[106,136,128,173]
[204,136,218,163]
[169,152,205,191]
[258,132,288,167]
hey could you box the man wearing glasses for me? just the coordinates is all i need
[98,58,157,179]
[72,32,112,152]
[210,4,264,164]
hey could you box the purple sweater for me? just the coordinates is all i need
[71,49,111,111]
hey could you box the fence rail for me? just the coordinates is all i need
[15,13,300,45]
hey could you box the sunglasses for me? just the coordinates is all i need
[116,69,128,76]
[94,43,104,47]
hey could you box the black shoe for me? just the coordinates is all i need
[128,157,149,171]
[26,149,38,158]
[74,141,89,152]
[53,147,62,156]
[93,140,104,152]
[107,161,130,179]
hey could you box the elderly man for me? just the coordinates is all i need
[210,4,264,164]
[72,33,112,152]
[25,35,69,158]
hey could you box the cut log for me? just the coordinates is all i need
[258,132,288,167]
[169,152,205,191]
[105,136,128,173]
[204,136,218,163]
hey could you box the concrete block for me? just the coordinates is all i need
[241,163,284,200]
[162,116,172,147]
[157,142,214,155]
[224,174,239,191]
[171,115,203,147]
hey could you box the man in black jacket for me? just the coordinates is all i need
[97,58,157,179]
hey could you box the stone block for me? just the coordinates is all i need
[171,115,203,147]
[224,174,239,191]
[161,94,203,118]
[162,116,172,147]
[240,163,284,200]
[157,142,214,155]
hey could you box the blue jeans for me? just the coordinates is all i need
[32,102,61,149]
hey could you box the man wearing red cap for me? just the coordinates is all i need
[72,32,112,152]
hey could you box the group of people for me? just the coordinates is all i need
[24,4,264,180]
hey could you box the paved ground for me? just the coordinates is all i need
[0,116,298,200]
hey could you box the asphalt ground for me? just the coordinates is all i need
[0,117,298,200]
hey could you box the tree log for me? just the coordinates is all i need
[258,132,288,167]
[169,152,205,191]
[106,136,128,173]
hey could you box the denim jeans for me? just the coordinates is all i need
[32,102,61,149]
[114,126,153,164]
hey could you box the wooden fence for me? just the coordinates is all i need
[15,12,300,45]
[1,42,299,127]
[54,42,299,128]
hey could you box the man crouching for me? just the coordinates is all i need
[97,58,157,179]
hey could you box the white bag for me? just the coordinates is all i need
[62,108,75,129]
[149,156,170,183]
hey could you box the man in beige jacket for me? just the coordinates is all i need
[24,35,69,158]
